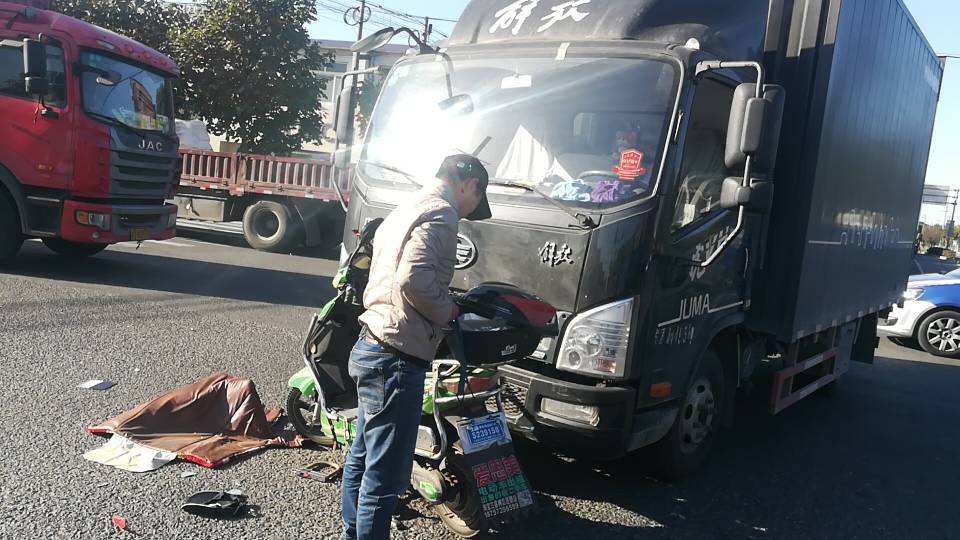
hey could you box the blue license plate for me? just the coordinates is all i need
[459,414,510,453]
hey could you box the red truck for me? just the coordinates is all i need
[175,148,350,253]
[0,1,179,262]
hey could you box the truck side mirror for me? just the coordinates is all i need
[725,84,785,174]
[720,177,773,213]
[334,86,354,145]
[22,38,48,95]
[1,38,48,95]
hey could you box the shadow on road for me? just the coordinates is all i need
[176,229,341,260]
[501,355,960,539]
[2,243,335,308]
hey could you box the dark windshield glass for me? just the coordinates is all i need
[80,51,174,134]
[361,54,678,209]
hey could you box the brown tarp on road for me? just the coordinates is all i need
[87,372,302,468]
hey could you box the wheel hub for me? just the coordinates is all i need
[679,375,716,454]
[927,317,960,353]
[254,211,281,240]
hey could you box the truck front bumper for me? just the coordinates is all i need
[497,364,675,459]
[59,200,177,244]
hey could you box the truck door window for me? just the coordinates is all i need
[672,77,735,231]
[0,44,67,108]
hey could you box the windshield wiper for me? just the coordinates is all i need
[359,160,422,187]
[489,180,597,229]
[85,111,155,140]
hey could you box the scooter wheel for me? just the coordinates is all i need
[286,388,334,446]
[435,445,487,538]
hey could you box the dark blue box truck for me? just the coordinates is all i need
[335,0,942,478]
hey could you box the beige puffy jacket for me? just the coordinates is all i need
[358,181,459,362]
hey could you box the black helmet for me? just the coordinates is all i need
[446,283,557,366]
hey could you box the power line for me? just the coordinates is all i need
[316,0,456,43]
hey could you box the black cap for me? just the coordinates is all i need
[436,154,491,221]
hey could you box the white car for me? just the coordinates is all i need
[879,269,960,358]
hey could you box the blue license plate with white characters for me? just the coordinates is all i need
[458,413,510,454]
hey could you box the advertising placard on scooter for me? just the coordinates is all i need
[457,413,537,523]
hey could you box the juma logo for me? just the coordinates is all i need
[456,234,478,269]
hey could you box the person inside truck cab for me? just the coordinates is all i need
[548,119,654,204]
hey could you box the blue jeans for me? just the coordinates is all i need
[340,335,427,540]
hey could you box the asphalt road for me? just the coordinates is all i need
[913,254,960,275]
[1,237,958,539]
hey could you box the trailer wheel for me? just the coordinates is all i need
[918,310,960,359]
[653,350,724,481]
[242,201,300,252]
[41,238,107,258]
[0,193,23,263]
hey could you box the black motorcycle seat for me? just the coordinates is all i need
[325,392,358,420]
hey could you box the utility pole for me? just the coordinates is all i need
[347,0,369,72]
[949,189,959,249]
[423,16,432,44]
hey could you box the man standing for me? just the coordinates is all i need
[341,154,491,540]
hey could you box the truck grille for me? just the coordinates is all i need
[110,150,175,198]
[487,380,528,417]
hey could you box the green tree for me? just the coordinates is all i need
[354,73,383,139]
[55,0,187,58]
[174,0,333,154]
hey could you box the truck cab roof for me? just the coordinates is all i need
[0,1,179,76]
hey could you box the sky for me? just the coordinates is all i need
[308,1,960,225]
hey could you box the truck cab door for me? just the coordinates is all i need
[646,75,748,386]
[0,42,72,193]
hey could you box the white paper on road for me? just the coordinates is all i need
[77,379,116,391]
[84,434,177,473]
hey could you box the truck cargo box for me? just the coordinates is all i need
[748,0,943,341]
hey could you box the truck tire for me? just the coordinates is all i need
[653,350,724,481]
[918,310,960,359]
[0,193,23,263]
[242,201,300,252]
[41,238,108,257]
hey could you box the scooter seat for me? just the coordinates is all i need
[326,392,358,420]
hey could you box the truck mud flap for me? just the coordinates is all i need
[851,313,878,364]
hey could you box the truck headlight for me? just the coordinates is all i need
[75,211,111,231]
[903,288,924,301]
[556,298,632,378]
[540,398,600,426]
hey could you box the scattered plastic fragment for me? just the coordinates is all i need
[79,380,116,391]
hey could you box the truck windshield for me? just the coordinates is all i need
[80,51,175,134]
[361,54,677,209]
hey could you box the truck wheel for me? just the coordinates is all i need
[0,193,23,263]
[242,201,300,252]
[918,310,960,358]
[653,350,724,481]
[41,238,107,258]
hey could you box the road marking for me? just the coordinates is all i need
[148,240,194,247]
